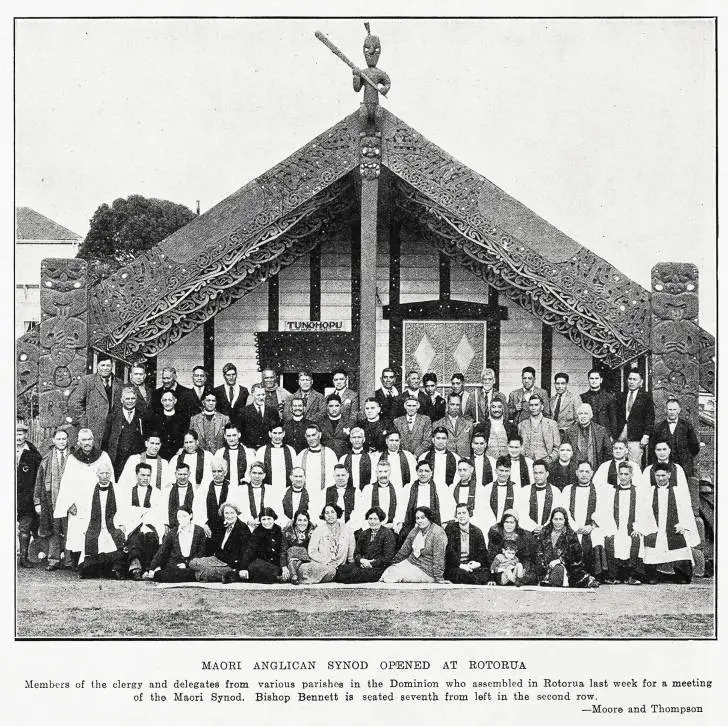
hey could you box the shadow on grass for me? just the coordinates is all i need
[17,609,714,639]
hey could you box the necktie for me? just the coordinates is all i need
[258,405,264,419]
[228,386,234,405]
[627,391,635,417]
[554,394,562,422]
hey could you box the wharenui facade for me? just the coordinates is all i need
[16,32,714,448]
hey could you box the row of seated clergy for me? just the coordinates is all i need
[97,436,696,548]
[61,444,697,587]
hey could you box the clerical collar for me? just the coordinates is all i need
[329,416,341,422]
[214,482,224,487]
[145,454,157,459]
[418,482,431,487]
[291,487,304,493]
[578,482,592,487]
[619,484,632,489]
[98,483,110,490]
[497,481,510,487]
[656,481,669,488]
[366,417,379,422]
[458,480,472,487]
[434,448,447,455]
[351,449,364,455]
[378,481,390,488]
[163,410,175,417]
[534,484,547,490]
[228,445,239,450]
[292,415,304,421]
[308,447,322,453]
[177,483,188,488]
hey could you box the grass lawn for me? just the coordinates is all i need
[16,567,715,639]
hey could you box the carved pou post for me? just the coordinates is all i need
[38,259,89,437]
[650,262,704,574]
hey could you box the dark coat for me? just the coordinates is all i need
[67,373,123,444]
[548,459,579,491]
[102,407,145,475]
[17,442,43,517]
[580,388,618,439]
[152,384,192,414]
[144,409,190,461]
[239,403,280,450]
[650,418,701,478]
[181,385,215,418]
[421,394,446,423]
[320,416,350,458]
[486,524,536,572]
[150,524,207,570]
[213,519,250,570]
[213,384,249,428]
[472,417,518,444]
[446,521,489,574]
[128,383,154,417]
[241,523,283,569]
[354,526,397,570]
[282,417,315,454]
[535,525,584,578]
[615,389,655,441]
[374,388,399,422]
[563,421,613,470]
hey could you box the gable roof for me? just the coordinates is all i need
[85,107,712,380]
[16,207,81,241]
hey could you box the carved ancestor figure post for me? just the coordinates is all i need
[352,23,391,132]
[315,23,391,133]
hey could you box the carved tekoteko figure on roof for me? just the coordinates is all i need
[353,23,391,132]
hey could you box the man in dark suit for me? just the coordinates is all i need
[144,390,190,461]
[102,386,145,478]
[128,361,153,416]
[16,421,42,567]
[152,366,192,415]
[580,369,618,439]
[282,397,314,454]
[563,403,613,471]
[239,384,281,450]
[213,362,249,429]
[421,373,446,422]
[651,397,701,516]
[67,353,123,445]
[615,370,655,469]
[651,397,701,479]
[182,365,214,417]
[374,367,399,422]
[319,394,351,458]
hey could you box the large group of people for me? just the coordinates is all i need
[16,356,703,588]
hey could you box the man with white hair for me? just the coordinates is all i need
[563,403,613,471]
[53,428,114,569]
[193,458,239,552]
[72,459,126,579]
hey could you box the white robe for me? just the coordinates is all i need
[296,447,337,493]
[339,451,372,489]
[480,481,522,533]
[370,450,417,488]
[595,485,647,560]
[641,483,699,564]
[446,479,489,533]
[53,451,115,552]
[517,484,563,532]
[355,482,411,531]
[593,459,644,492]
[562,484,605,548]
[168,450,214,490]
[472,454,497,488]
[427,449,460,488]
[120,484,163,536]
[212,446,255,486]
[118,454,171,491]
[76,485,125,563]
[256,444,297,490]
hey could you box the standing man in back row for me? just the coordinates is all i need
[507,366,550,426]
[580,369,618,439]
[615,369,654,469]
[214,362,249,430]
[550,373,582,435]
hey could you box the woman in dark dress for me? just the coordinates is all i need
[487,509,537,586]
[535,506,599,588]
[143,505,206,582]
[238,506,284,583]
[280,509,315,584]
[189,501,250,582]
[335,507,397,583]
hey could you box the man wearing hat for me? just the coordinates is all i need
[33,427,71,570]
[16,421,42,567]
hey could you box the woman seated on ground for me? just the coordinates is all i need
[486,509,537,586]
[143,505,206,582]
[238,507,285,584]
[380,506,448,584]
[298,504,355,585]
[280,509,316,584]
[188,502,250,583]
[335,506,397,584]
[444,503,490,585]
[535,506,599,588]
